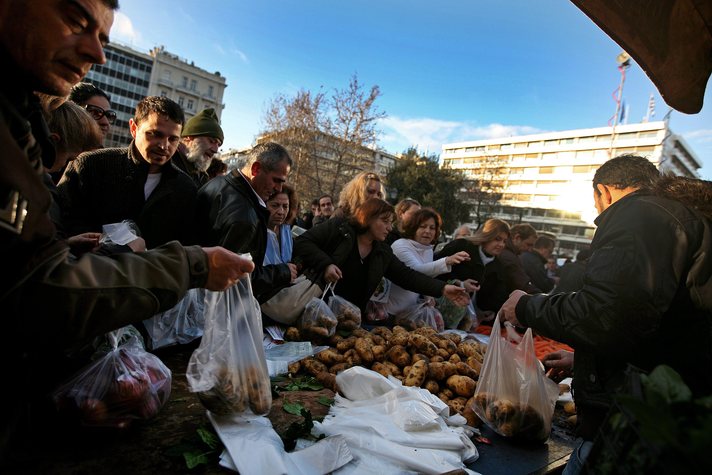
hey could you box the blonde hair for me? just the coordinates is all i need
[42,96,103,153]
[337,171,386,218]
[467,219,510,246]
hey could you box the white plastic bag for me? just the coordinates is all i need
[300,283,338,338]
[186,276,272,416]
[142,288,205,349]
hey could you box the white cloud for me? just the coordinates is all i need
[214,40,249,64]
[684,129,712,143]
[232,47,249,64]
[378,116,544,155]
[110,12,141,45]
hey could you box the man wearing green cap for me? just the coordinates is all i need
[174,108,224,188]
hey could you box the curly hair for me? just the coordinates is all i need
[337,171,386,218]
[467,219,510,246]
[349,198,395,234]
[654,174,712,220]
[402,208,442,244]
[593,154,660,193]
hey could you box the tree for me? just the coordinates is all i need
[458,152,506,228]
[260,74,386,203]
[386,147,471,234]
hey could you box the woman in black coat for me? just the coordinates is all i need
[293,198,469,318]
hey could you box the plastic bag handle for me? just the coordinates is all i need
[320,282,334,301]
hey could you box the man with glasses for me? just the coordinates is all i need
[68,82,116,141]
[173,108,223,187]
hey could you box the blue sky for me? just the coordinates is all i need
[110,0,712,178]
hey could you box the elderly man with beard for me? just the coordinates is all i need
[173,108,223,187]
[58,96,199,248]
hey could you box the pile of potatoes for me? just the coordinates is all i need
[285,325,486,427]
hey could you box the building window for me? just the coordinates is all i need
[178,96,185,107]
[160,90,167,97]
[182,76,188,87]
[208,85,214,97]
[539,166,554,174]
[190,79,197,91]
[187,99,194,110]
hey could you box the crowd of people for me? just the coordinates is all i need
[2,1,711,473]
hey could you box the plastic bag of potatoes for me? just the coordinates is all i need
[471,315,559,442]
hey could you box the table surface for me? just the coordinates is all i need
[6,344,575,475]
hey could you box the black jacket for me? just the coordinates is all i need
[172,147,209,188]
[196,170,291,301]
[293,218,446,313]
[435,239,487,283]
[554,260,587,294]
[515,191,712,439]
[477,240,541,312]
[520,250,555,292]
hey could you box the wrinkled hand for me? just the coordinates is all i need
[445,251,470,266]
[287,263,298,282]
[442,284,470,306]
[500,289,527,326]
[203,247,255,291]
[323,264,342,283]
[463,279,480,293]
[67,232,102,254]
[126,237,146,253]
[543,350,574,382]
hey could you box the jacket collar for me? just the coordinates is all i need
[593,190,647,227]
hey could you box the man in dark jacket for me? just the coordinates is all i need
[57,96,197,248]
[501,155,712,473]
[520,235,556,292]
[196,142,297,301]
[173,108,223,187]
[554,248,591,293]
[0,0,253,460]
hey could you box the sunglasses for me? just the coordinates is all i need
[84,104,117,124]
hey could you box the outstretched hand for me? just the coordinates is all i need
[542,350,574,382]
[203,247,255,291]
[443,284,470,306]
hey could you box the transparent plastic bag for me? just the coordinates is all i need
[471,315,559,442]
[365,300,389,323]
[99,219,141,246]
[54,326,172,429]
[186,275,272,416]
[329,287,362,331]
[394,301,444,332]
[437,281,468,329]
[142,288,205,350]
[301,283,338,338]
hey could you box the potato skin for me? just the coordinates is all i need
[455,361,479,380]
[428,362,458,381]
[423,379,440,394]
[354,337,375,365]
[302,358,328,376]
[404,359,428,387]
[387,345,411,368]
[316,348,344,365]
[336,336,357,353]
[446,375,476,398]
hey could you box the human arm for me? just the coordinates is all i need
[293,219,343,276]
[542,350,574,382]
[391,239,452,276]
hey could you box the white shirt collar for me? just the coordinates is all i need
[239,170,266,208]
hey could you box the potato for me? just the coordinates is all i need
[387,345,411,368]
[316,348,344,366]
[465,356,482,375]
[351,328,369,338]
[559,383,571,395]
[428,362,458,381]
[436,348,450,359]
[284,327,301,341]
[431,355,445,363]
[372,345,386,362]
[336,336,357,353]
[413,326,436,337]
[448,353,462,364]
[456,341,480,358]
[354,337,375,365]
[329,362,351,374]
[392,325,408,334]
[343,348,362,366]
[287,361,301,374]
[442,333,462,345]
[473,392,492,412]
[328,334,344,346]
[423,379,440,394]
[446,375,476,398]
[402,365,412,377]
[302,358,327,376]
[566,415,577,425]
[433,336,458,355]
[404,359,428,387]
[370,334,386,347]
[437,392,451,403]
[371,362,394,378]
[440,388,454,400]
[389,331,408,347]
[246,367,271,415]
[382,361,402,376]
[447,399,466,416]
[408,333,439,357]
[455,361,479,380]
[411,353,430,364]
[563,401,576,415]
[462,403,482,427]
[371,326,393,341]
[308,326,330,338]
[316,371,337,392]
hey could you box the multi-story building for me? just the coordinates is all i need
[84,43,227,148]
[442,121,702,255]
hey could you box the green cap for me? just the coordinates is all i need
[181,108,224,142]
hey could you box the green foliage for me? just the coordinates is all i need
[165,426,223,471]
[282,408,325,451]
[386,147,471,234]
[283,400,306,415]
[317,395,335,406]
[272,375,325,392]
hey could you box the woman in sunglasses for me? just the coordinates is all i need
[69,82,116,141]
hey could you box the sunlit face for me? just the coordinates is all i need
[414,218,437,246]
[482,232,508,256]
[319,196,334,217]
[251,160,290,201]
[400,204,421,226]
[365,179,383,199]
[130,112,182,173]
[513,234,536,253]
[184,135,221,172]
[368,213,393,241]
[267,192,289,229]
[0,0,113,97]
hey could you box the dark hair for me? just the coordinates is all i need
[402,208,442,242]
[206,158,228,178]
[311,198,320,207]
[319,194,333,204]
[245,142,293,171]
[653,174,712,220]
[134,96,185,126]
[395,198,421,218]
[534,235,555,251]
[349,198,395,234]
[593,154,660,194]
[510,223,537,240]
[68,82,111,105]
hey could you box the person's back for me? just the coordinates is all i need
[520,236,556,293]
[554,249,591,293]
